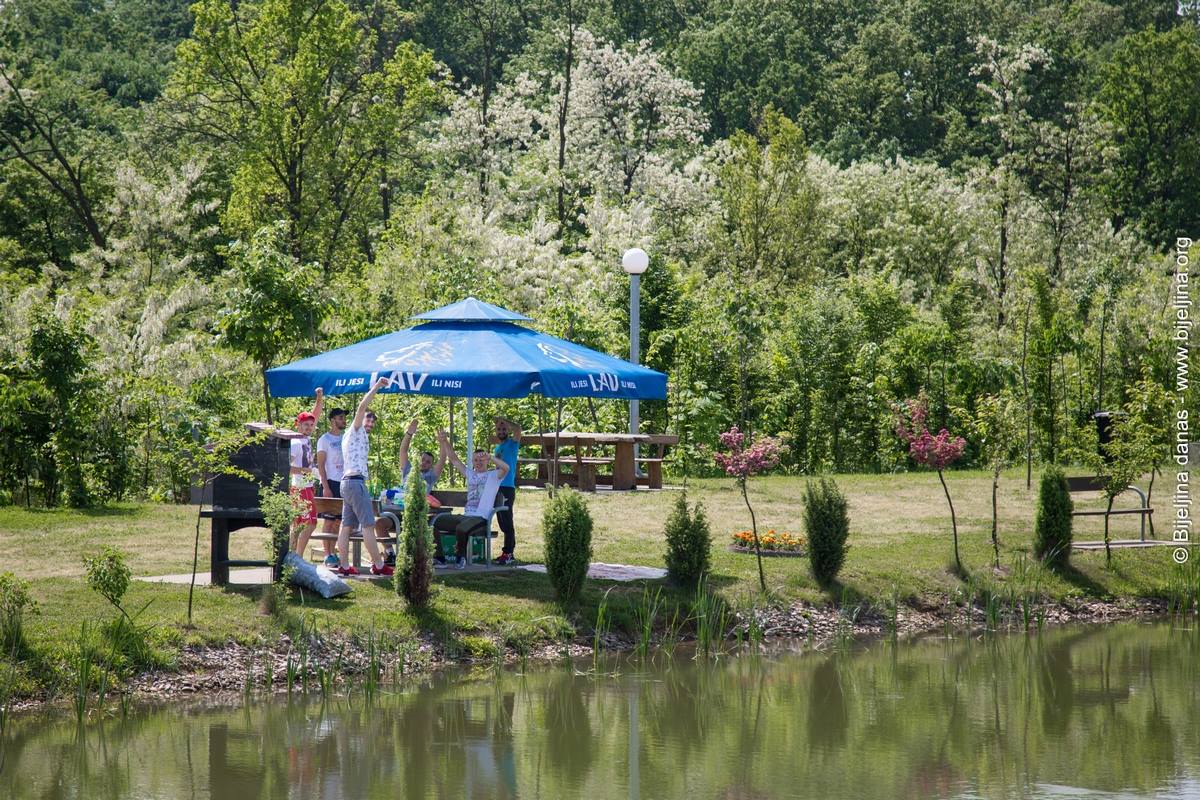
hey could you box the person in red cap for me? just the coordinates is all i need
[289,388,323,555]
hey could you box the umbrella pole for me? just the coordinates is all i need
[466,396,475,465]
[552,399,563,495]
[536,395,547,485]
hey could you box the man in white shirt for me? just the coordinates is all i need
[336,377,393,577]
[432,428,509,569]
[309,406,347,567]
[288,389,323,554]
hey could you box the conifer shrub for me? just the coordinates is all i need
[543,488,593,603]
[664,492,712,587]
[804,478,851,587]
[398,475,435,607]
[1034,466,1073,568]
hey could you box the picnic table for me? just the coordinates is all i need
[520,432,678,491]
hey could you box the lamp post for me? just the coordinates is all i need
[622,248,649,454]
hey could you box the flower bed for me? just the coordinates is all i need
[729,529,807,556]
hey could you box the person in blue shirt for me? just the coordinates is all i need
[491,416,522,564]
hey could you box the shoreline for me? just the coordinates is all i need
[8,594,1187,714]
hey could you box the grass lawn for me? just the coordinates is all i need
[0,468,1188,695]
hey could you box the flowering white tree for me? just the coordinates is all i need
[568,30,708,199]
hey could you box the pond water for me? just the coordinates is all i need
[1,621,1197,799]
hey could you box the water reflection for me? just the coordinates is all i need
[1,622,1196,799]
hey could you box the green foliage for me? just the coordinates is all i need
[1097,25,1200,246]
[83,546,162,672]
[217,223,326,420]
[258,486,297,566]
[169,0,446,268]
[398,472,434,607]
[0,572,38,652]
[804,478,851,587]
[542,488,593,604]
[663,492,712,587]
[85,547,132,612]
[0,0,1185,513]
[1034,466,1073,569]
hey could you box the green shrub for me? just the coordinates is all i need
[664,492,712,587]
[85,547,132,612]
[398,475,435,607]
[83,547,161,670]
[543,488,593,603]
[258,487,296,563]
[0,572,38,652]
[1034,466,1073,568]
[804,478,850,587]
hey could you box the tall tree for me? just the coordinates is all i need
[1096,25,1200,246]
[168,0,445,271]
[217,222,325,423]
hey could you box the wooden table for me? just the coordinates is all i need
[522,432,678,491]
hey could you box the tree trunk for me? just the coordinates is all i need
[1097,299,1108,413]
[741,479,766,593]
[937,470,962,575]
[1047,361,1056,463]
[1021,300,1032,489]
[555,2,576,233]
[1103,494,1114,565]
[991,471,1000,569]
[1146,466,1157,538]
[996,196,1008,329]
[262,367,273,424]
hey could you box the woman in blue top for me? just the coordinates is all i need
[492,416,522,564]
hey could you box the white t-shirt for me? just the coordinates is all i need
[316,432,345,481]
[342,424,370,478]
[464,468,501,516]
[289,439,316,488]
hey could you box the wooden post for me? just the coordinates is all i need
[210,518,230,587]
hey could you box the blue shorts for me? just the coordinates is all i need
[340,477,375,530]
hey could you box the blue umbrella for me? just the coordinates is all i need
[265,297,667,455]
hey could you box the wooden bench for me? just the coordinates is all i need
[1065,475,1153,541]
[308,497,399,568]
[634,434,677,489]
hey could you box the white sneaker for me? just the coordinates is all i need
[456,557,467,570]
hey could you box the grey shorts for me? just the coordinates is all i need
[340,477,375,530]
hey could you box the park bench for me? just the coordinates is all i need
[1065,475,1153,542]
[634,434,676,490]
[307,497,399,568]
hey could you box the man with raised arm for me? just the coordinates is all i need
[289,388,323,555]
[491,416,522,565]
[336,377,394,577]
[399,418,445,496]
[312,406,347,567]
[433,428,509,569]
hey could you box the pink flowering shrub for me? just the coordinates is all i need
[714,426,783,479]
[715,426,787,592]
[894,394,968,573]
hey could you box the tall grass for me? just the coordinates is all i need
[592,589,612,672]
[1168,554,1199,615]
[73,622,96,722]
[691,579,729,657]
[634,587,663,659]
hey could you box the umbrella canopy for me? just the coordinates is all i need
[411,297,531,322]
[265,298,666,401]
